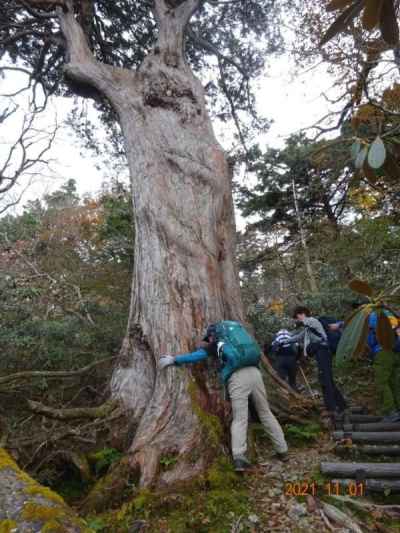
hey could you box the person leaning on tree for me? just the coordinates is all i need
[289,306,347,422]
[158,322,289,472]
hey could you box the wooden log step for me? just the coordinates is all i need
[333,431,400,443]
[335,444,400,456]
[346,406,369,414]
[335,414,382,424]
[343,422,400,432]
[321,461,400,478]
[332,478,400,494]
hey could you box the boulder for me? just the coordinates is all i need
[0,448,88,532]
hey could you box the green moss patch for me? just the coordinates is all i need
[86,458,252,532]
[284,422,322,447]
[21,502,67,522]
[20,502,72,532]
[188,382,223,450]
[25,484,65,506]
[0,519,18,533]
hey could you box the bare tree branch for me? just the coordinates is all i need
[0,101,58,208]
[27,398,118,420]
[0,356,115,386]
[187,26,249,79]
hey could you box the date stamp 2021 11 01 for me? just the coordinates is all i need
[285,480,365,498]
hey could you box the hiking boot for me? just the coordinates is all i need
[233,456,252,472]
[273,451,289,462]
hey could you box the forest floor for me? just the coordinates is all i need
[245,435,341,532]
[241,358,399,533]
[83,358,400,532]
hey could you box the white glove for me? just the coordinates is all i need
[159,355,175,369]
[217,341,224,357]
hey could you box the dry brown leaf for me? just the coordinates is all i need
[363,160,377,183]
[362,0,383,30]
[382,152,400,182]
[380,0,399,45]
[326,0,356,11]
[321,0,365,46]
[349,278,374,297]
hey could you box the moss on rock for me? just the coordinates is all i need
[25,484,65,506]
[21,502,67,522]
[0,519,18,533]
[0,448,89,532]
[0,449,17,470]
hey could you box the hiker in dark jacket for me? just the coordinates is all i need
[318,316,343,355]
[159,323,288,471]
[289,306,347,418]
[270,329,299,390]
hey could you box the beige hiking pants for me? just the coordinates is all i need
[227,366,288,458]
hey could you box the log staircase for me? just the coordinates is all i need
[321,407,400,494]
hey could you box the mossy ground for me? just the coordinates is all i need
[85,458,253,533]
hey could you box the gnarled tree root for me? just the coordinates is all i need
[27,398,119,420]
[79,456,136,514]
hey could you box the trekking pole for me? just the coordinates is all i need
[299,365,317,404]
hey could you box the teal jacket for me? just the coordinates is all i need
[174,349,208,366]
[174,347,253,384]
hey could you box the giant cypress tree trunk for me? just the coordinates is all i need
[59,0,243,487]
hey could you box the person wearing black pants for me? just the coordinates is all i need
[290,306,347,417]
[307,342,347,413]
[271,329,299,390]
[276,355,298,390]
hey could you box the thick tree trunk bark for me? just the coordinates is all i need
[58,0,243,489]
[112,35,244,488]
[291,179,318,294]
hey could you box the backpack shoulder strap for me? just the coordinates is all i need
[307,325,324,339]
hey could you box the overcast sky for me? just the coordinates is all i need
[0,53,332,220]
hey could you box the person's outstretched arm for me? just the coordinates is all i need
[174,349,208,365]
[287,329,305,344]
[159,348,208,369]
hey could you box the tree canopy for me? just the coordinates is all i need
[1,0,291,148]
